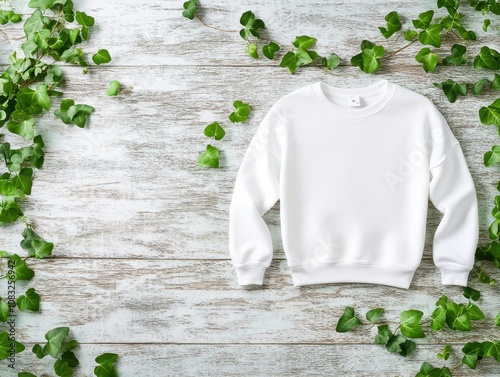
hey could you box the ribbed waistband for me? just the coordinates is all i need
[289,262,416,289]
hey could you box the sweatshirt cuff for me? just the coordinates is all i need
[439,266,470,287]
[235,264,267,285]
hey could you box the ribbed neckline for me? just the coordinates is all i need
[311,79,397,119]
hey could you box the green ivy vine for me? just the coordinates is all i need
[1,0,119,376]
[183,0,500,375]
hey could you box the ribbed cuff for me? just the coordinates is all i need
[235,265,267,285]
[440,267,470,287]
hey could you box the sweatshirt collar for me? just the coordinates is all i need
[311,79,396,119]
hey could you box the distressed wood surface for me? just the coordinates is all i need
[1,0,500,376]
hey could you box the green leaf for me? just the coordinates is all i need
[18,373,37,377]
[443,44,467,66]
[43,327,69,358]
[0,179,25,199]
[366,308,384,323]
[445,302,471,331]
[0,332,24,360]
[416,362,434,377]
[474,46,500,70]
[404,30,418,41]
[412,10,434,29]
[23,9,47,39]
[16,288,40,311]
[386,334,407,353]
[229,100,250,123]
[106,80,120,96]
[12,168,33,195]
[0,301,8,322]
[415,48,439,73]
[32,343,45,359]
[54,359,73,377]
[94,353,118,377]
[473,78,490,95]
[20,227,54,259]
[198,144,219,168]
[484,146,500,167]
[463,286,481,301]
[92,49,112,65]
[182,0,197,20]
[203,122,225,140]
[437,344,451,360]
[75,11,94,40]
[335,306,362,332]
[496,311,500,326]
[483,18,491,32]
[378,11,402,38]
[262,42,280,59]
[0,10,22,25]
[7,112,35,140]
[361,45,385,73]
[492,74,500,90]
[239,10,265,41]
[320,53,340,70]
[54,99,94,128]
[479,98,500,126]
[418,24,443,48]
[292,35,317,50]
[483,340,500,362]
[431,306,446,331]
[0,197,24,225]
[462,342,484,368]
[61,350,79,367]
[374,324,392,345]
[400,309,425,338]
[457,27,476,41]
[439,79,468,103]
[28,0,56,10]
[8,254,34,281]
[399,339,416,357]
[465,302,484,320]
[245,43,258,59]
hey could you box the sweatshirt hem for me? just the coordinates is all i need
[290,262,416,289]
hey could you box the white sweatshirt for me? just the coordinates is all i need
[228,79,479,289]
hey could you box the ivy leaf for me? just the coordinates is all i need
[496,311,500,327]
[0,10,22,25]
[0,180,25,199]
[0,332,24,360]
[6,111,36,140]
[229,100,250,123]
[20,227,54,259]
[54,99,94,128]
[404,30,418,41]
[239,10,265,41]
[399,339,416,357]
[106,80,120,96]
[386,334,407,353]
[0,197,24,225]
[483,340,500,362]
[473,78,490,95]
[431,306,446,331]
[415,48,439,73]
[12,168,33,195]
[418,23,443,47]
[462,342,484,368]
[474,46,500,70]
[32,343,45,359]
[18,373,37,377]
[463,286,481,301]
[8,254,34,281]
[198,144,219,168]
[61,350,79,367]
[92,49,112,65]
[479,98,500,126]
[492,74,500,90]
[416,362,434,377]
[374,324,392,344]
[54,359,73,377]
[245,43,258,59]
[445,302,471,331]
[28,0,56,10]
[43,327,69,358]
[361,45,385,73]
[75,11,94,40]
[483,18,491,32]
[203,122,225,140]
[465,302,485,320]
[262,42,280,59]
[320,53,340,70]
[23,9,48,40]
[412,10,434,29]
[484,146,500,167]
[457,26,476,41]
[439,79,468,103]
[0,301,8,322]
[400,309,425,338]
[366,308,384,323]
[94,353,118,377]
[443,44,467,66]
[182,0,197,20]
[378,11,402,38]
[16,288,40,311]
[437,344,451,360]
[335,306,361,332]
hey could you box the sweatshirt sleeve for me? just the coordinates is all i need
[228,107,285,286]
[427,105,479,287]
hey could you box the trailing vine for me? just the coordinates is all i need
[1,0,119,375]
[183,0,500,375]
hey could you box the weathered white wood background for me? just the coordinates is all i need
[1,0,500,376]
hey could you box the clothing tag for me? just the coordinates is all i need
[347,95,360,107]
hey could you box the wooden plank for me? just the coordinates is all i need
[1,343,499,377]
